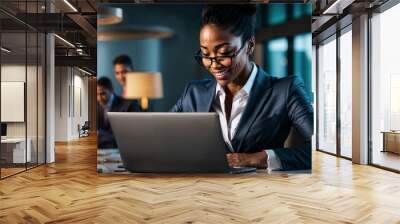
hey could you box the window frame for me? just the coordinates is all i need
[315,23,353,161]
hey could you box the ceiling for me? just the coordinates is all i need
[1,0,396,73]
[311,0,390,43]
[0,0,97,73]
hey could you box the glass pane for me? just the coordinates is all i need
[371,4,400,171]
[25,0,41,169]
[1,30,28,177]
[27,31,38,169]
[340,29,352,158]
[0,1,46,178]
[38,33,45,165]
[317,37,337,154]
[312,46,317,150]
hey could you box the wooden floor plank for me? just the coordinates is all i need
[0,135,399,223]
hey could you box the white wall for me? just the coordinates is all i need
[1,64,46,163]
[54,67,89,141]
[1,65,40,137]
[54,66,69,141]
[1,65,26,136]
[70,72,89,139]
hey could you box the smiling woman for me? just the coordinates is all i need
[170,5,313,171]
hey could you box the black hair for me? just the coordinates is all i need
[113,54,133,70]
[97,77,113,91]
[201,5,257,43]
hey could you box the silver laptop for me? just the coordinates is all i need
[108,112,256,174]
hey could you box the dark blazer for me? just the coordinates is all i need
[97,95,140,148]
[170,66,313,170]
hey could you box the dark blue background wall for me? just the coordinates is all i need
[98,4,313,111]
[98,5,205,112]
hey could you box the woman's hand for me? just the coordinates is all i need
[226,151,268,168]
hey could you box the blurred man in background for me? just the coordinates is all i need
[113,55,134,99]
[97,76,140,148]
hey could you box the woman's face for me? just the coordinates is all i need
[199,24,251,87]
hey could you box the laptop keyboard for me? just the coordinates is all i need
[229,167,257,174]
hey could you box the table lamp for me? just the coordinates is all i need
[98,6,123,26]
[126,72,163,111]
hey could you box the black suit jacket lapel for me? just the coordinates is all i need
[198,79,217,112]
[110,95,120,112]
[231,68,273,152]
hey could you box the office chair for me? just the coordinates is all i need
[78,121,90,138]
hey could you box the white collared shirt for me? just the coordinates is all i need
[212,63,282,170]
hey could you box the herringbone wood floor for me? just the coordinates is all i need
[1,136,400,224]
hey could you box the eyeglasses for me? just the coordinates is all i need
[194,44,246,69]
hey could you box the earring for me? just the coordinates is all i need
[248,43,254,54]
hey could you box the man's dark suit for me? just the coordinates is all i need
[97,95,140,148]
[170,66,313,170]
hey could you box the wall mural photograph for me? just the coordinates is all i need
[97,3,313,174]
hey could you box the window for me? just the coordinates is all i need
[370,3,400,171]
[339,29,352,158]
[317,36,337,154]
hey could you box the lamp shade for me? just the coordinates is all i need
[126,72,163,99]
[98,6,123,26]
[97,26,173,41]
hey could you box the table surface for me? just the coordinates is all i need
[381,131,400,134]
[1,138,27,143]
[97,148,311,175]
